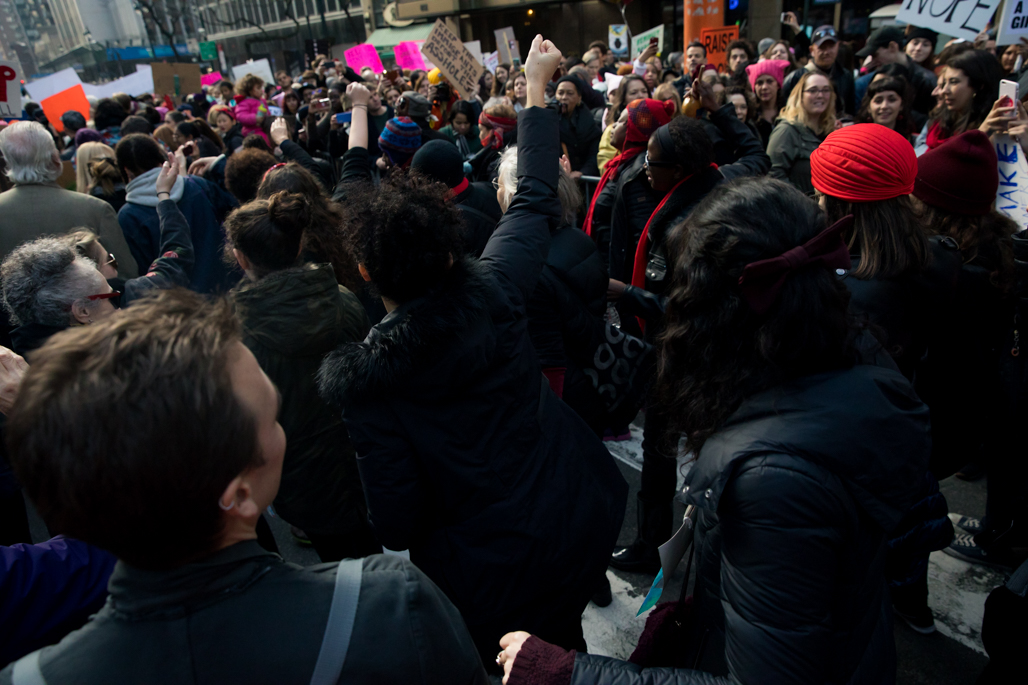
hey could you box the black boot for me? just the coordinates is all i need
[609,493,671,574]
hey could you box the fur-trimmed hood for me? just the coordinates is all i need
[318,257,496,404]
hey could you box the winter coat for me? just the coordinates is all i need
[119,168,238,295]
[767,118,827,196]
[564,360,931,684]
[222,123,244,153]
[700,104,774,169]
[89,183,126,214]
[0,543,488,684]
[233,264,370,538]
[440,124,484,158]
[592,152,659,279]
[552,102,601,176]
[233,96,271,145]
[454,181,502,258]
[317,108,628,659]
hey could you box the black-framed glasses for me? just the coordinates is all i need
[644,152,677,169]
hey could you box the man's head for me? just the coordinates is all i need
[396,91,432,120]
[686,41,707,73]
[225,148,278,204]
[810,25,839,70]
[6,290,284,570]
[727,40,755,74]
[0,121,61,186]
[60,111,86,134]
[856,26,906,67]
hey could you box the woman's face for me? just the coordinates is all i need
[513,75,527,100]
[417,79,431,97]
[496,66,509,84]
[556,81,582,113]
[610,107,630,150]
[643,63,659,90]
[385,88,401,108]
[284,94,300,113]
[729,93,748,122]
[217,112,233,133]
[941,67,974,113]
[585,59,600,83]
[368,91,382,111]
[932,71,945,106]
[769,42,790,62]
[644,135,681,194]
[755,74,778,104]
[906,37,934,65]
[870,89,902,128]
[624,79,649,106]
[453,112,471,136]
[1002,44,1020,72]
[801,74,832,117]
[483,72,494,90]
[220,84,233,99]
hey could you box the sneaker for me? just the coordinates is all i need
[943,533,1017,571]
[290,525,312,547]
[948,514,984,534]
[893,603,936,634]
[609,540,661,574]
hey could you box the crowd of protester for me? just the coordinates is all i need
[0,17,1026,684]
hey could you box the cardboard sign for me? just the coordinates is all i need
[231,59,275,88]
[344,44,385,74]
[996,134,1028,227]
[421,19,484,101]
[394,41,428,71]
[0,60,21,119]
[997,0,1028,46]
[632,25,665,59]
[152,63,202,102]
[201,71,224,87]
[484,51,499,74]
[41,85,90,133]
[897,0,1001,42]
[609,24,629,57]
[701,25,740,73]
[495,26,517,65]
[684,0,724,41]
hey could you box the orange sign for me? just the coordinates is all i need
[41,85,90,133]
[700,25,739,74]
[685,0,726,43]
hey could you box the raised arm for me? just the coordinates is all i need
[479,35,563,308]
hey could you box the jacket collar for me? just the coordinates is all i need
[126,166,185,207]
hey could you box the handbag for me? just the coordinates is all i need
[579,319,655,428]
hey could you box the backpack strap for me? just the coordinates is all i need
[11,649,46,685]
[309,558,363,685]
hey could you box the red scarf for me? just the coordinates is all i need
[581,145,645,237]
[925,121,948,150]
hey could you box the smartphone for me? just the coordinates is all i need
[181,142,194,156]
[268,105,283,117]
[1000,79,1019,116]
[335,112,352,124]
[781,12,789,23]
[310,98,331,113]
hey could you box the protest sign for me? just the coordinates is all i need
[42,85,90,132]
[0,60,21,119]
[701,25,739,73]
[609,24,629,57]
[484,51,499,74]
[201,71,224,87]
[997,0,1028,45]
[684,0,724,41]
[231,59,275,88]
[996,134,1028,228]
[24,68,81,104]
[152,63,202,102]
[897,0,1001,42]
[421,19,484,101]
[463,40,484,66]
[495,27,517,65]
[394,41,428,71]
[344,44,385,73]
[632,25,665,59]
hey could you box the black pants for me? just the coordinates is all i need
[639,405,676,536]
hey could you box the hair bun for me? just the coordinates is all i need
[267,191,311,236]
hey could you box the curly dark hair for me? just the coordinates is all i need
[93,98,128,131]
[338,172,464,303]
[225,148,278,204]
[665,116,715,176]
[256,163,361,292]
[657,178,858,452]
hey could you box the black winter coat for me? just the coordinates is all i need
[552,103,601,176]
[317,108,628,659]
[568,361,931,684]
[592,152,659,280]
[455,181,502,258]
[699,104,774,169]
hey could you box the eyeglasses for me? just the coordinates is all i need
[103,252,118,272]
[803,87,833,96]
[644,152,677,169]
[87,290,121,302]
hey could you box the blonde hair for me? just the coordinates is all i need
[653,83,682,117]
[74,142,116,194]
[65,229,105,264]
[780,71,836,135]
[496,146,581,226]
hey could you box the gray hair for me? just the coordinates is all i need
[0,121,61,185]
[1,237,103,326]
[496,146,582,227]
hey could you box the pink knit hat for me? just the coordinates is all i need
[745,60,791,90]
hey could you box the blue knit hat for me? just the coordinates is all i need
[378,116,422,166]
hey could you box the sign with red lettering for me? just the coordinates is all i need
[0,60,21,119]
[700,25,739,74]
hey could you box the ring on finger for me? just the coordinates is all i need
[496,650,505,665]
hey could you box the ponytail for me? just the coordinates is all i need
[224,191,311,277]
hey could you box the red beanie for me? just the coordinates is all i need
[913,130,998,216]
[810,124,916,202]
[625,98,676,145]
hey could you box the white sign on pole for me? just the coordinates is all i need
[896,0,1001,42]
[997,0,1028,45]
[631,25,665,59]
[232,58,275,87]
[609,25,629,57]
[996,135,1028,228]
[0,60,22,118]
[463,40,484,66]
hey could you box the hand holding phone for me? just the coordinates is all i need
[335,112,352,125]
[311,98,331,113]
[181,141,194,156]
[1000,79,1020,118]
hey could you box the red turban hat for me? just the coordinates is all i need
[810,124,916,202]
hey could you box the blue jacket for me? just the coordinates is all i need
[118,174,237,295]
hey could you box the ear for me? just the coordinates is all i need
[358,263,372,282]
[233,248,252,273]
[50,150,61,170]
[218,474,261,521]
[70,299,93,325]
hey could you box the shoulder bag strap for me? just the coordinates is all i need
[11,649,47,685]
[309,558,363,685]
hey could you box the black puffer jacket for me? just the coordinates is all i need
[317,108,628,662]
[565,360,930,684]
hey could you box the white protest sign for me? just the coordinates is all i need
[896,0,1001,42]
[609,24,629,57]
[0,60,22,118]
[996,134,1028,228]
[484,51,499,74]
[463,40,484,66]
[997,0,1028,45]
[24,68,82,103]
[632,25,664,59]
[232,58,275,87]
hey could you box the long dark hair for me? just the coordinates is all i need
[657,178,858,452]
[823,194,929,280]
[607,75,650,127]
[931,50,1003,136]
[921,205,1017,291]
[857,76,915,139]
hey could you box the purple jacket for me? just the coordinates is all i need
[0,537,115,667]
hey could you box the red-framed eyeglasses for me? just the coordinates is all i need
[87,290,121,301]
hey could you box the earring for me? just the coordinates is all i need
[87,318,93,324]
[218,499,235,511]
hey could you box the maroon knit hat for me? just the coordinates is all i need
[913,130,998,216]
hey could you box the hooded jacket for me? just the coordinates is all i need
[233,264,370,538]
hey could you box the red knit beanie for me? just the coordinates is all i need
[625,98,676,145]
[913,129,998,216]
[810,124,916,202]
